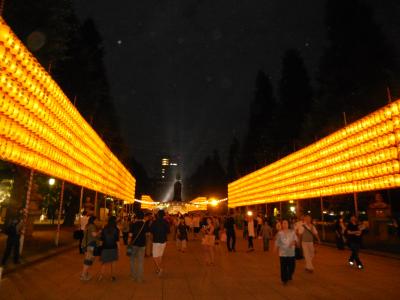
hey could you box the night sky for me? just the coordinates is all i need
[73,0,400,177]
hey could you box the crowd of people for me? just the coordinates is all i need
[75,208,367,286]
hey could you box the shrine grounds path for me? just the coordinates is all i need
[1,236,400,300]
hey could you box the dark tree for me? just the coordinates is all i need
[278,49,313,152]
[226,137,240,182]
[240,70,276,174]
[126,157,151,199]
[4,0,77,68]
[57,19,127,159]
[187,150,227,200]
[313,0,398,137]
[2,1,130,222]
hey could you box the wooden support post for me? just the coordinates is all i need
[19,169,34,255]
[320,196,326,241]
[94,191,98,218]
[79,186,84,212]
[55,181,65,247]
[354,192,359,217]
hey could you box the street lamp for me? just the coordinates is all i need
[49,178,55,186]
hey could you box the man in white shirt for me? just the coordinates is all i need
[298,215,320,272]
[294,215,304,259]
[193,215,201,239]
[79,211,89,253]
[256,214,263,237]
[247,216,255,252]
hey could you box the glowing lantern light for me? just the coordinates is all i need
[0,18,135,202]
[228,97,400,208]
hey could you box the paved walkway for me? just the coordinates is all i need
[0,226,76,274]
[1,236,400,300]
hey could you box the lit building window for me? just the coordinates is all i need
[162,158,169,166]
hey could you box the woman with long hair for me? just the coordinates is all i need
[202,217,215,266]
[98,216,120,281]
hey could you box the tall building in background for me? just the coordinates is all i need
[160,156,179,182]
[153,155,181,202]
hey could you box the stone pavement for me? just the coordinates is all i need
[0,226,76,275]
[1,236,400,300]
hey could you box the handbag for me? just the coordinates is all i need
[302,224,318,243]
[127,222,145,256]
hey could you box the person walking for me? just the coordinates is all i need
[335,217,346,250]
[256,214,263,237]
[129,211,148,283]
[202,217,216,265]
[275,219,298,285]
[275,218,282,232]
[294,215,304,259]
[184,214,193,239]
[1,217,22,266]
[213,217,220,245]
[176,218,189,252]
[247,215,255,252]
[262,219,273,251]
[346,215,364,269]
[145,213,154,257]
[225,212,236,252]
[79,211,89,254]
[80,216,99,281]
[193,214,201,240]
[121,216,130,246]
[151,210,169,276]
[299,215,320,273]
[98,216,120,281]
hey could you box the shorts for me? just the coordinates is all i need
[152,243,166,258]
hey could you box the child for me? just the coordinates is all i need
[176,218,189,252]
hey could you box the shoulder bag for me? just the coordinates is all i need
[127,222,145,256]
[302,224,318,243]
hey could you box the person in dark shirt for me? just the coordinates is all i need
[335,218,346,250]
[1,217,22,266]
[129,210,149,282]
[225,212,236,252]
[99,216,120,281]
[346,216,363,269]
[150,210,169,276]
[176,218,189,252]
